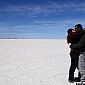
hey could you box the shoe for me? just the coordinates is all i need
[74,77,80,82]
[82,82,85,85]
[76,82,82,85]
[68,79,75,83]
[83,83,85,85]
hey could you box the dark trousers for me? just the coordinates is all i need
[69,50,80,80]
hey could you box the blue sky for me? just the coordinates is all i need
[0,0,85,39]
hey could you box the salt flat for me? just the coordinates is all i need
[0,39,71,85]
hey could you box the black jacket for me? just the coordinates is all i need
[71,30,84,44]
[71,31,85,52]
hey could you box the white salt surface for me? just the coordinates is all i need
[0,39,71,85]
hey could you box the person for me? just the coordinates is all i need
[67,24,84,83]
[67,28,80,83]
[70,30,85,83]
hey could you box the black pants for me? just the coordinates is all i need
[69,50,80,80]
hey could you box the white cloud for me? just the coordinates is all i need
[1,19,85,29]
[0,2,85,17]
[34,19,85,25]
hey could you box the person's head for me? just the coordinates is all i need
[74,24,83,32]
[67,28,76,36]
[67,28,76,33]
[67,29,73,33]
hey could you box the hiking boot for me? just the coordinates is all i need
[68,79,75,83]
[82,82,85,85]
[83,83,85,85]
[76,82,82,85]
[74,77,80,82]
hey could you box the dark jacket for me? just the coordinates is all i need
[71,30,84,44]
[71,31,85,52]
[67,30,84,45]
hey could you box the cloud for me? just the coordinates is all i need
[34,19,85,26]
[0,2,85,17]
[1,19,85,29]
[0,19,85,38]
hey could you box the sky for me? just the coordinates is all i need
[0,0,85,39]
